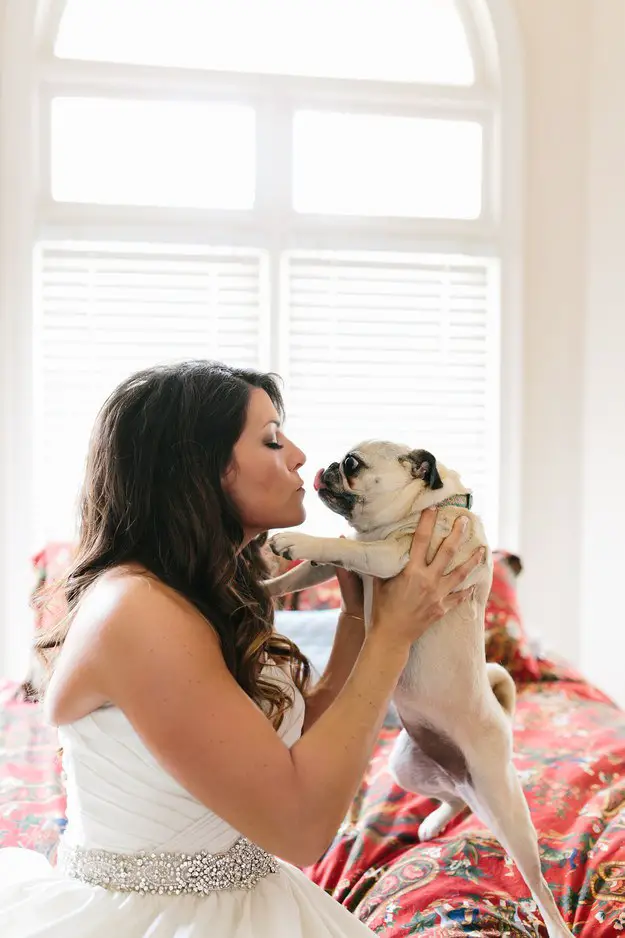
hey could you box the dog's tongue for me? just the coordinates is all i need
[313,468,325,492]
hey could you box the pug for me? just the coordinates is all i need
[265,441,572,938]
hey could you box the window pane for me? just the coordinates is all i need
[283,252,500,541]
[51,99,255,209]
[55,0,474,86]
[293,112,482,219]
[35,243,268,540]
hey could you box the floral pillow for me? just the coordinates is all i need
[31,543,74,631]
[272,550,541,683]
[30,543,541,684]
[486,551,540,681]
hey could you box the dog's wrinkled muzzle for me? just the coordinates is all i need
[320,462,343,492]
[315,463,358,518]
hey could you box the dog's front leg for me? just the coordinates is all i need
[264,561,337,598]
[268,532,407,579]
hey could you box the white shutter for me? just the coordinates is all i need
[35,242,269,540]
[282,251,500,539]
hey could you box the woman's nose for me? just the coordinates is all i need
[291,443,306,470]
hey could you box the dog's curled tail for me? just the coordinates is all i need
[486,662,516,719]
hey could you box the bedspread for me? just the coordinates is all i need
[306,664,625,936]
[1,665,624,935]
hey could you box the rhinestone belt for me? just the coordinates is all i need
[57,836,279,895]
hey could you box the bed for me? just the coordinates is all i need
[1,552,624,936]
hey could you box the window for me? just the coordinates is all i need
[36,243,269,536]
[282,253,499,536]
[31,0,507,544]
[293,113,483,218]
[55,0,475,86]
[51,99,256,209]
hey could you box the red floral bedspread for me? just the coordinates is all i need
[1,666,624,936]
[0,682,66,860]
[306,662,625,936]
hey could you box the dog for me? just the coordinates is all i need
[265,441,572,938]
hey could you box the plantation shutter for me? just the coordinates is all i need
[36,242,268,540]
[282,252,500,537]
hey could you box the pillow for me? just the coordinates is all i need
[274,550,541,683]
[274,609,339,679]
[276,608,401,728]
[486,551,540,682]
[31,542,74,631]
[269,557,342,611]
[29,542,540,685]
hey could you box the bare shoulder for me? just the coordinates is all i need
[45,568,220,725]
[88,567,216,642]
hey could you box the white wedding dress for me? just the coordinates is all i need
[0,665,372,936]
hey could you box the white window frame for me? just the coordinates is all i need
[0,0,525,678]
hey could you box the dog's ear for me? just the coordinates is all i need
[402,449,443,490]
[505,553,523,577]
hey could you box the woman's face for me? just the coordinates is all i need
[223,387,307,542]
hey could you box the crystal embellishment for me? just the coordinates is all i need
[57,836,279,895]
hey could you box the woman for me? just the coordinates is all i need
[0,360,482,937]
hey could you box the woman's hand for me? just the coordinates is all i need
[370,508,484,649]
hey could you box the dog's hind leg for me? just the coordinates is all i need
[418,798,467,842]
[461,741,573,938]
[388,727,469,843]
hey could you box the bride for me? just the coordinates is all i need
[0,360,480,937]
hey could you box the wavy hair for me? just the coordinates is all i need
[34,361,311,726]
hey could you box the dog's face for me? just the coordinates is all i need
[314,440,468,533]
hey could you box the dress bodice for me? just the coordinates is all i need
[58,665,305,856]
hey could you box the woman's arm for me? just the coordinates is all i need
[303,610,365,730]
[48,511,481,869]
[55,577,408,867]
[303,559,367,730]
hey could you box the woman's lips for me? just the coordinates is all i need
[313,468,325,491]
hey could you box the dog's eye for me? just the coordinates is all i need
[343,455,360,477]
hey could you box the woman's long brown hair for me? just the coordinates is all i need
[34,361,311,727]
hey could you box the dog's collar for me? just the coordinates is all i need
[436,493,473,510]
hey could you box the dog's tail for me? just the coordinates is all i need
[486,662,516,719]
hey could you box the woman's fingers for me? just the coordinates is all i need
[407,508,437,566]
[444,586,475,609]
[443,547,485,592]
[428,515,469,576]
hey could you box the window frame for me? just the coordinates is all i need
[0,0,525,679]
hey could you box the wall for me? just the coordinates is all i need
[581,0,625,706]
[512,0,591,667]
[0,0,38,681]
[514,0,625,708]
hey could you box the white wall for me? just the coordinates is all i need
[512,0,590,667]
[581,0,625,707]
[513,0,625,707]
[0,0,38,681]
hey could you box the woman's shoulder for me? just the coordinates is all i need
[83,565,214,634]
[45,566,220,726]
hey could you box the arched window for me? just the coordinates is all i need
[54,0,476,85]
[0,2,523,657]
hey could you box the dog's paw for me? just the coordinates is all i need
[418,801,465,842]
[268,532,318,562]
